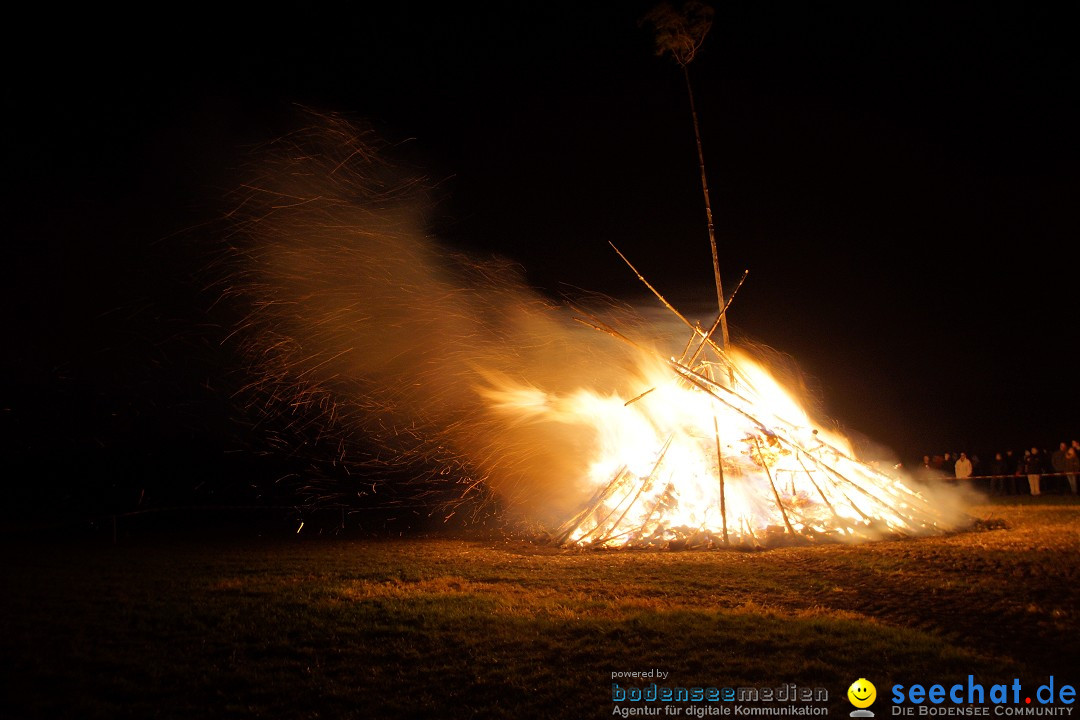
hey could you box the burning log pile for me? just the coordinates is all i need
[516,246,961,550]
[524,1,959,550]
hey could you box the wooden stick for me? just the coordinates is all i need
[669,362,767,429]
[753,437,797,537]
[630,482,675,544]
[608,242,700,336]
[742,516,758,546]
[570,313,646,353]
[795,454,840,520]
[624,387,656,407]
[598,435,675,544]
[669,356,759,407]
[676,328,698,364]
[574,469,639,544]
[681,63,727,343]
[554,465,628,545]
[713,416,729,545]
[687,269,749,367]
[798,446,940,526]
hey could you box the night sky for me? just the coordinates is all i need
[5,2,1079,513]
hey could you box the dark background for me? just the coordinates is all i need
[4,2,1078,519]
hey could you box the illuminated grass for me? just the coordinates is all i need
[2,499,1077,719]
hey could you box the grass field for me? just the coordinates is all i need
[3,496,1078,719]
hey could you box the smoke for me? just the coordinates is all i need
[219,111,666,526]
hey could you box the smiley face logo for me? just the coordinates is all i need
[848,678,877,708]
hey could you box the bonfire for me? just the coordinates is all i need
[479,242,958,549]
[224,112,968,550]
[507,1,958,549]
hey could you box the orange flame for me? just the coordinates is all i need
[483,344,958,548]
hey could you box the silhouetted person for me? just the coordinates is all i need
[941,452,955,482]
[1025,447,1043,496]
[955,452,973,483]
[1005,449,1020,494]
[918,454,938,482]
[1052,442,1067,493]
[1065,446,1079,495]
[988,452,1009,494]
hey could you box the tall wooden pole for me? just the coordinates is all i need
[683,64,729,348]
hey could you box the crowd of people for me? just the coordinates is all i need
[916,440,1080,496]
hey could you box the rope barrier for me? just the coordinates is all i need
[919,471,1078,481]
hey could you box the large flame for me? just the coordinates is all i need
[483,341,955,548]
[222,113,972,546]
